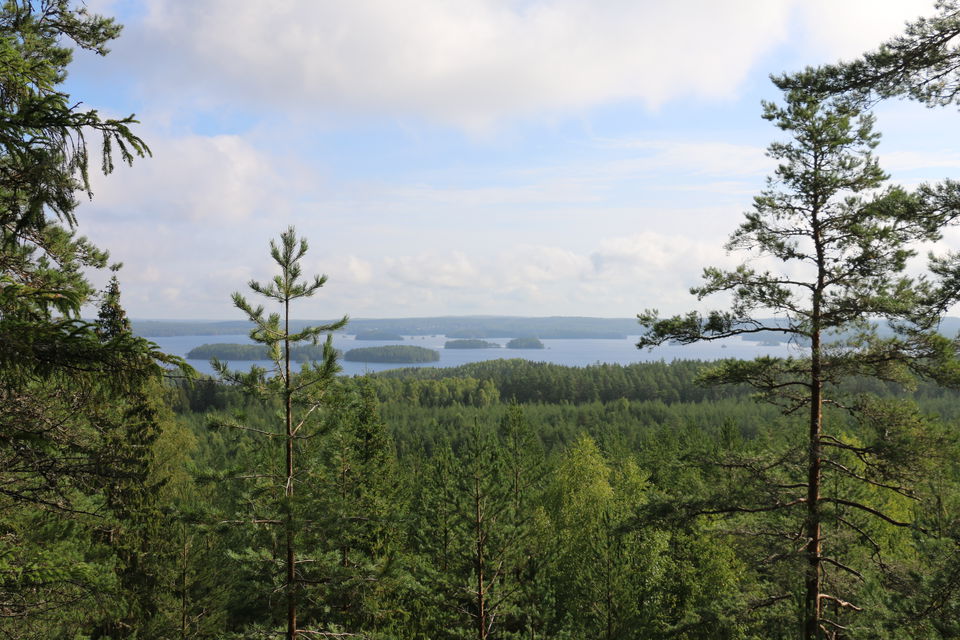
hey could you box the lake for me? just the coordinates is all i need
[148,333,801,377]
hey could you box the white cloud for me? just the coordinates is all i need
[593,140,772,179]
[879,149,960,174]
[794,0,936,63]
[317,233,738,316]
[503,245,593,284]
[129,0,793,130]
[344,256,374,285]
[89,132,313,223]
[117,1,945,131]
[592,231,731,278]
[384,251,487,289]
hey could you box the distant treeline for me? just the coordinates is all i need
[134,316,960,341]
[446,329,625,339]
[132,316,643,338]
[355,331,404,340]
[344,345,440,363]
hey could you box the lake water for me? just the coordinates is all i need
[148,333,801,377]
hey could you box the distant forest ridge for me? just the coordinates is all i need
[132,316,960,342]
[132,316,642,339]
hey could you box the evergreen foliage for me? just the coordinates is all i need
[0,3,184,636]
[778,1,960,108]
[210,227,347,640]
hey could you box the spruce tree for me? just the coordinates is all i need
[0,3,174,634]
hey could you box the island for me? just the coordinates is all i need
[444,339,501,349]
[355,330,404,341]
[343,345,440,363]
[506,337,545,349]
[187,343,330,361]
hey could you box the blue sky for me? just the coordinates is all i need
[67,0,960,319]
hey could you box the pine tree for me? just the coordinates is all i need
[639,86,960,638]
[777,1,960,109]
[212,226,347,640]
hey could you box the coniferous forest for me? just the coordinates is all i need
[7,2,960,639]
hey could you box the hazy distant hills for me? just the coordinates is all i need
[131,316,643,339]
[131,316,960,342]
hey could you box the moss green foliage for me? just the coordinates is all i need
[506,336,544,349]
[444,339,501,349]
[344,345,440,363]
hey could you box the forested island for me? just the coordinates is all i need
[343,345,440,363]
[444,338,501,349]
[187,343,330,361]
[506,336,544,349]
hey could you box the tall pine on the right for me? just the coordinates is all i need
[639,85,960,638]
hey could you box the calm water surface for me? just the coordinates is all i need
[149,334,801,377]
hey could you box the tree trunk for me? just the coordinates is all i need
[475,473,487,640]
[804,342,823,639]
[805,222,825,640]
[285,298,297,640]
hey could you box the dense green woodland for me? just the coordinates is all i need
[6,1,960,639]
[143,360,960,640]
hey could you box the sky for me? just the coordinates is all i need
[66,0,960,320]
